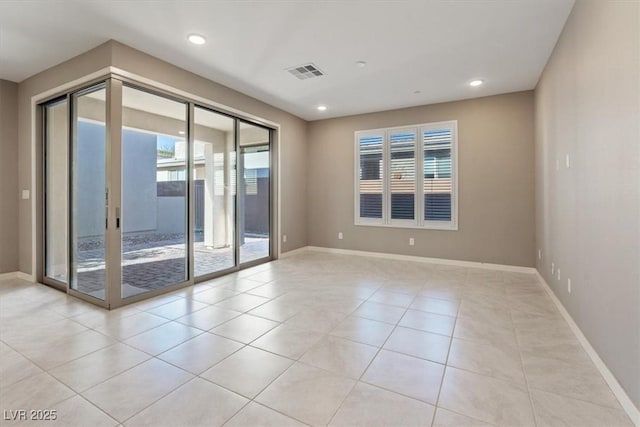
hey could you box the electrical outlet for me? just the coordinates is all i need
[21,190,30,200]
[568,278,572,293]
[283,234,287,243]
[338,232,343,240]
[538,249,542,260]
[409,238,415,246]
[551,262,555,274]
[557,268,561,281]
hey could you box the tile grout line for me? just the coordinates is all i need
[510,307,636,413]
[116,372,197,425]
[53,390,120,425]
[2,328,117,377]
[271,280,386,426]
[325,284,420,426]
[430,272,465,426]
[222,400,313,427]
[509,281,540,427]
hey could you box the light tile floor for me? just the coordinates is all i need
[0,251,634,426]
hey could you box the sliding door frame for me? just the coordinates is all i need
[187,102,196,287]
[40,75,112,307]
[41,94,69,293]
[39,71,278,309]
[236,120,273,269]
[104,78,122,307]
[189,104,239,283]
[67,81,111,308]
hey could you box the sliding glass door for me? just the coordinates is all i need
[42,77,273,308]
[70,84,108,299]
[44,98,68,286]
[239,122,271,264]
[120,85,189,298]
[193,107,237,277]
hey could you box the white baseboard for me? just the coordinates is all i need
[16,272,35,282]
[304,246,536,273]
[278,246,310,259]
[536,270,640,426]
[0,272,17,280]
[0,271,35,282]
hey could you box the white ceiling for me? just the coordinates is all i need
[0,0,574,121]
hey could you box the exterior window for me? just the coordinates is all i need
[355,121,457,230]
[423,128,453,222]
[389,130,416,221]
[357,133,384,222]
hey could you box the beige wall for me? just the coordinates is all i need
[307,91,535,267]
[535,0,640,408]
[0,79,19,273]
[16,40,308,275]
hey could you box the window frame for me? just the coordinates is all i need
[354,120,458,231]
[354,130,386,226]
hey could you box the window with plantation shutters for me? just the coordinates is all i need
[389,130,416,222]
[355,121,457,230]
[422,127,453,222]
[356,132,384,224]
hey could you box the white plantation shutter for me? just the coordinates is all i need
[389,130,417,223]
[422,128,453,222]
[355,121,457,230]
[356,132,384,223]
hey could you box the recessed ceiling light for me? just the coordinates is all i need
[178,131,185,135]
[356,61,367,68]
[188,34,206,45]
[317,105,327,111]
[469,79,484,87]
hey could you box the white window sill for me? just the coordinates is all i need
[355,221,458,231]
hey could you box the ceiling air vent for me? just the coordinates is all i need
[286,63,326,80]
